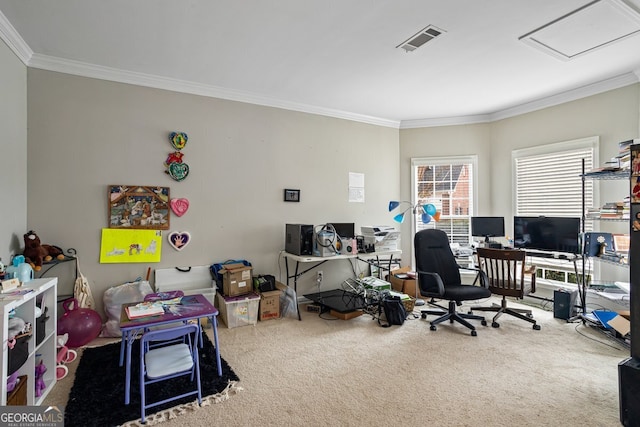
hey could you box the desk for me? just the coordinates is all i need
[119,294,222,405]
[283,250,401,320]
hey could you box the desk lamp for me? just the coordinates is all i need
[388,201,441,307]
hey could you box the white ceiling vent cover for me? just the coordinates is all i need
[519,0,640,60]
[397,25,446,52]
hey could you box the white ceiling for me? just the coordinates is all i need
[2,0,640,128]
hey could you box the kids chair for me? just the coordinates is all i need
[139,323,202,423]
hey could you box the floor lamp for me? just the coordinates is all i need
[388,200,440,307]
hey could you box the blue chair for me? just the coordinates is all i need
[139,323,202,423]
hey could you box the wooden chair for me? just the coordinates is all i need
[471,248,541,330]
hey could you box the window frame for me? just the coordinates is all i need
[410,155,478,263]
[511,136,599,287]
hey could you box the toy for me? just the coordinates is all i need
[22,230,64,271]
[57,298,102,348]
[7,371,20,392]
[35,360,47,397]
[55,333,78,380]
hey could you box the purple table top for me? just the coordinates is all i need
[120,293,218,329]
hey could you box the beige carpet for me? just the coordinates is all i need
[45,297,628,426]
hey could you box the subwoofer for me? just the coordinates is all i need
[619,357,640,426]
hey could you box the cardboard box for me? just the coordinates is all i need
[216,292,260,328]
[259,282,286,321]
[330,309,362,320]
[219,263,253,296]
[389,266,419,298]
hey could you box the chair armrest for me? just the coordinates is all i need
[459,264,489,288]
[414,270,446,296]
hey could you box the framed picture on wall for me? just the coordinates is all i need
[108,185,170,229]
[284,189,300,202]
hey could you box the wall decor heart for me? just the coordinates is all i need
[169,132,188,150]
[167,162,189,181]
[170,198,190,217]
[168,231,191,251]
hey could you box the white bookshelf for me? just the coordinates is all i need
[1,277,57,405]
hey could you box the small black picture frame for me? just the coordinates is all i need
[284,189,300,202]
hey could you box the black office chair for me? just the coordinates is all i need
[414,229,491,336]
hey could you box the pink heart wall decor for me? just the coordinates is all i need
[168,231,191,251]
[170,198,190,217]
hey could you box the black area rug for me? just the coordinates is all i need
[64,334,239,427]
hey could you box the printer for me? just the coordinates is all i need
[360,225,400,252]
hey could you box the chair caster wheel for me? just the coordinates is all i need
[527,313,534,318]
[421,313,427,319]
[481,320,487,326]
[491,322,500,328]
[430,325,437,331]
[471,330,477,337]
[450,319,454,323]
[533,324,541,330]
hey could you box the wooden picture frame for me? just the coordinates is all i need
[284,189,300,202]
[108,185,170,229]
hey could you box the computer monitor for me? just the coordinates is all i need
[328,223,355,238]
[513,216,581,254]
[471,217,505,243]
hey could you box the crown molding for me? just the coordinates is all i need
[27,53,401,129]
[400,71,639,129]
[0,10,32,64]
[488,71,640,122]
[400,114,492,129]
[2,6,636,131]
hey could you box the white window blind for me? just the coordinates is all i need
[514,141,596,227]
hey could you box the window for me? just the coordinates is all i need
[411,156,477,245]
[513,136,598,285]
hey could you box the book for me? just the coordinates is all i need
[0,288,34,300]
[125,302,165,319]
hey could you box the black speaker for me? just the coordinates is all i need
[285,224,313,255]
[619,357,640,426]
[553,289,577,320]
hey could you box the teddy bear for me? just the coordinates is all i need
[23,230,64,271]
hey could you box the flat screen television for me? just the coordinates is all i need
[513,216,581,254]
[471,217,505,242]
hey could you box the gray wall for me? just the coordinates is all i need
[3,44,639,318]
[0,39,27,265]
[26,69,400,315]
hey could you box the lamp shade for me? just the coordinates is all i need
[421,213,432,223]
[388,201,401,211]
[393,212,406,223]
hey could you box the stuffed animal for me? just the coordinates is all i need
[35,360,47,397]
[23,230,64,271]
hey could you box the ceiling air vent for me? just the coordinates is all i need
[397,25,446,52]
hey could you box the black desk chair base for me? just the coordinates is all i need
[470,297,541,330]
[421,300,487,336]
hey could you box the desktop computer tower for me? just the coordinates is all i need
[285,224,313,255]
[553,289,578,320]
[619,357,640,426]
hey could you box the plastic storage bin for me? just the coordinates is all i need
[216,292,259,328]
[8,334,31,375]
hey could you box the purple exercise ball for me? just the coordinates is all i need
[57,298,102,348]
